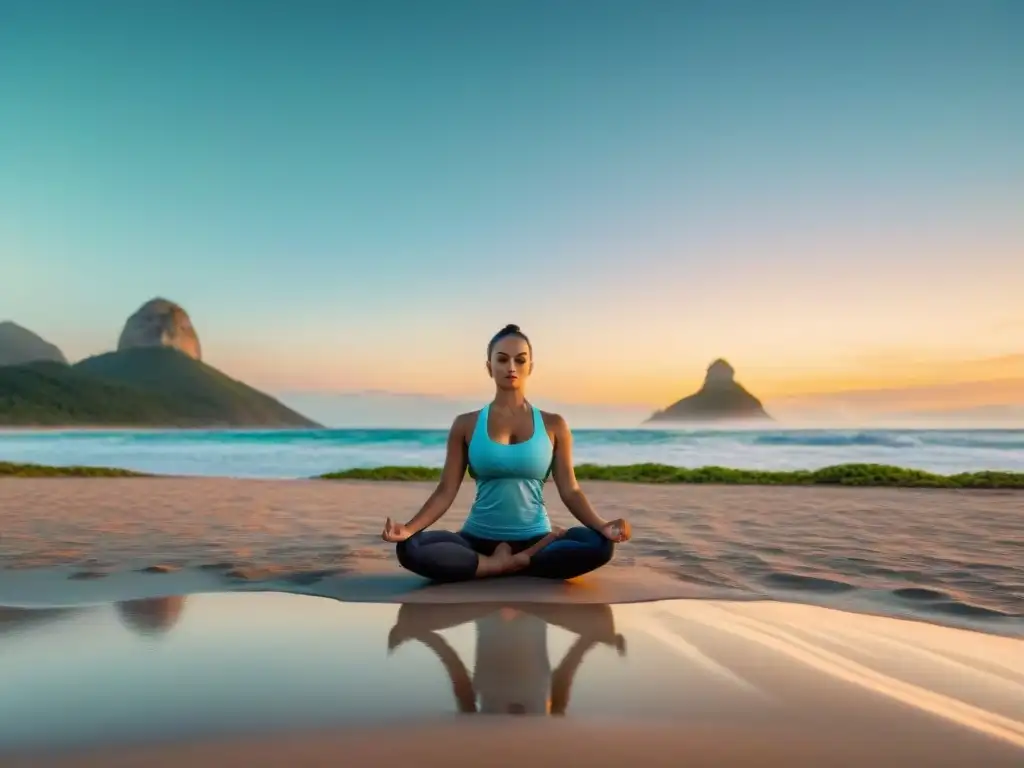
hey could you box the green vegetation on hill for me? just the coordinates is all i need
[0,461,146,478]
[0,361,184,426]
[0,348,319,427]
[75,347,318,427]
[318,462,1024,488]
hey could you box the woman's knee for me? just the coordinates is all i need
[527,528,614,580]
[395,531,478,582]
[395,532,426,572]
[570,526,615,563]
[591,534,615,567]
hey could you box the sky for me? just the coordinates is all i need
[2,0,1022,420]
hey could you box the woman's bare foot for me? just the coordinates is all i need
[475,542,516,577]
[509,551,531,571]
[509,527,568,571]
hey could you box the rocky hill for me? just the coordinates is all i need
[117,298,202,360]
[646,359,771,423]
[0,299,319,428]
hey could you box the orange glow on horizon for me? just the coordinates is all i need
[206,334,1023,411]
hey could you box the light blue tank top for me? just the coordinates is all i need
[462,403,554,540]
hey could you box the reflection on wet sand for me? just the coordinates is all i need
[388,603,626,716]
[0,597,188,642]
[0,607,86,637]
[0,593,1022,767]
[114,597,187,637]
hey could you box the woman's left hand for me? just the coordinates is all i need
[599,518,632,543]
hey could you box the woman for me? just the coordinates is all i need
[387,602,627,715]
[380,323,631,582]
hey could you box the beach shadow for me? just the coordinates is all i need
[115,596,188,638]
[386,602,627,715]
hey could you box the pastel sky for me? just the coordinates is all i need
[2,0,1021,413]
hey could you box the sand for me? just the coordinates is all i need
[0,477,1021,633]
[12,720,1024,768]
[1,478,1022,767]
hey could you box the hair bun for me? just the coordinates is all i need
[502,324,521,333]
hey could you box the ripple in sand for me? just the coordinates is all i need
[284,569,343,586]
[222,565,344,584]
[139,564,180,574]
[926,600,1013,620]
[892,587,948,602]
[762,572,857,594]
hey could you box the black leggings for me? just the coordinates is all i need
[396,527,614,583]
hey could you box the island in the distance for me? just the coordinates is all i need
[645,358,772,423]
[0,298,319,428]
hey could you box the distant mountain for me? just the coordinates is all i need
[0,321,67,366]
[0,349,319,427]
[0,299,319,428]
[74,347,319,427]
[646,359,771,423]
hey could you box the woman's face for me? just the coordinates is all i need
[487,335,532,390]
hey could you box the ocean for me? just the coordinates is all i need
[1,427,1022,479]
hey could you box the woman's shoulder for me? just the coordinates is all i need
[540,410,569,433]
[451,409,484,435]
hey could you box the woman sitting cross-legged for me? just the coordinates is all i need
[380,323,631,582]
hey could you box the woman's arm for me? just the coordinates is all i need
[548,413,631,542]
[549,635,598,716]
[548,413,609,530]
[403,631,477,714]
[402,414,470,534]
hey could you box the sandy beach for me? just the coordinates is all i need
[0,477,1021,633]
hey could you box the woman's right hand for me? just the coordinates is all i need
[381,517,413,543]
[598,518,631,543]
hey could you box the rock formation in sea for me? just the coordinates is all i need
[117,298,202,361]
[645,358,772,423]
[0,321,68,366]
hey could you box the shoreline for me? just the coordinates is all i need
[2,566,1022,641]
[3,460,1024,488]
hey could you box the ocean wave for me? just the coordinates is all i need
[751,432,918,449]
[6,427,1024,450]
[2,427,1024,478]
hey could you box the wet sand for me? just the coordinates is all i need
[0,478,1021,633]
[0,594,1021,767]
[14,721,1024,768]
